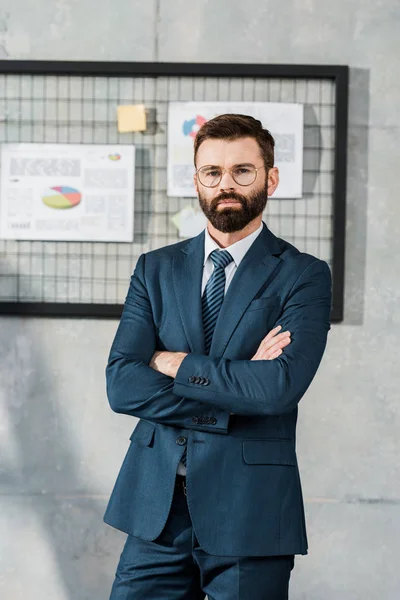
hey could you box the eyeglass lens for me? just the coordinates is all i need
[198,165,257,187]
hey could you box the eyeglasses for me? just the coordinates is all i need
[196,164,265,188]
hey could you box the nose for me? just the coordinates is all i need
[219,169,236,191]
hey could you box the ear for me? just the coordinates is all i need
[267,167,279,197]
[193,172,199,195]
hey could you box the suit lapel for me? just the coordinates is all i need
[172,230,206,354]
[209,223,282,357]
[172,223,282,357]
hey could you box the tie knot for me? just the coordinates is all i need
[210,249,233,270]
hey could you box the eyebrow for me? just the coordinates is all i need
[200,162,255,169]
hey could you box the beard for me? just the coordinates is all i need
[198,185,268,233]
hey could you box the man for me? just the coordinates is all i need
[104,114,332,599]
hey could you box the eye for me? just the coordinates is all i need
[233,167,251,175]
[204,169,221,178]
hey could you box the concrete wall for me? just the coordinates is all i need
[1,1,399,598]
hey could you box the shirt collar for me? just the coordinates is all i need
[203,221,264,267]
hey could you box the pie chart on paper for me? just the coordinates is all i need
[42,186,82,209]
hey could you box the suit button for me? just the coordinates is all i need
[192,417,199,424]
[209,418,217,425]
[194,377,202,384]
[176,436,187,445]
[188,376,195,383]
[203,379,210,385]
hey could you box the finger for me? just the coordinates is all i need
[263,330,291,343]
[253,333,290,359]
[268,349,282,360]
[259,337,291,359]
[259,331,291,351]
[270,337,291,351]
[272,335,292,348]
[263,325,282,341]
[262,329,290,343]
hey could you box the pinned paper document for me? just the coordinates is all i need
[171,206,206,238]
[117,104,147,132]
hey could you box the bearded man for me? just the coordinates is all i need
[105,114,332,600]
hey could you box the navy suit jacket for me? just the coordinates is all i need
[104,222,332,557]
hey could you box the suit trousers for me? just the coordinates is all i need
[109,474,295,600]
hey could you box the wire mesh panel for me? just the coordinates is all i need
[0,62,348,320]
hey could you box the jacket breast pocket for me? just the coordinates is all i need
[129,419,155,447]
[247,296,280,312]
[242,439,296,466]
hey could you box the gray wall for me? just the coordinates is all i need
[1,1,399,598]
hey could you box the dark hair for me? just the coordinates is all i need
[193,113,275,171]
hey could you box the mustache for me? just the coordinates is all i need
[212,192,246,207]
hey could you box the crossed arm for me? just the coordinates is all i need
[106,253,332,431]
[149,325,292,378]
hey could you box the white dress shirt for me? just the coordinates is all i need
[177,221,264,475]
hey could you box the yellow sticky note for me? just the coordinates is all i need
[117,105,147,132]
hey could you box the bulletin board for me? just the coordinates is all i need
[0,61,348,321]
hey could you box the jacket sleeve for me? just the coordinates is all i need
[173,259,332,416]
[106,253,230,434]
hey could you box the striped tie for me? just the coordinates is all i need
[180,249,233,468]
[202,249,234,354]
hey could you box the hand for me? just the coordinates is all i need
[251,325,291,361]
[149,350,188,378]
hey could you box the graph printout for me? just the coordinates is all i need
[168,102,304,199]
[0,143,135,242]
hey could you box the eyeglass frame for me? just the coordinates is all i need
[195,163,266,188]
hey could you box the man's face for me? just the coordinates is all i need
[194,137,279,233]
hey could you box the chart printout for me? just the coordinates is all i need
[0,143,135,242]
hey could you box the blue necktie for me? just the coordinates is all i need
[202,249,234,354]
[180,249,233,468]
